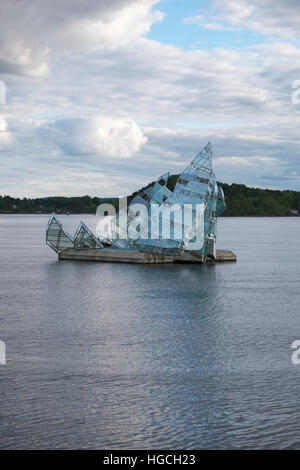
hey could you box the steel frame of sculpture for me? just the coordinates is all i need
[46,143,226,259]
[74,221,104,249]
[46,214,75,254]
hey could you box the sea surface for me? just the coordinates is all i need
[0,214,300,449]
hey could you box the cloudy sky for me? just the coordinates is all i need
[1,0,300,197]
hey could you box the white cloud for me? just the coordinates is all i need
[210,1,300,39]
[1,0,300,196]
[215,156,256,167]
[40,117,147,158]
[0,117,7,132]
[0,0,162,77]
[184,13,236,32]
[0,117,14,148]
[185,1,300,39]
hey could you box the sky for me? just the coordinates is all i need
[1,0,300,197]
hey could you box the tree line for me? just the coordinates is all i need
[1,177,300,216]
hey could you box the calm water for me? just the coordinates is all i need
[0,214,300,449]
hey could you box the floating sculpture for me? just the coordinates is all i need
[46,142,227,262]
[74,221,104,250]
[46,214,74,254]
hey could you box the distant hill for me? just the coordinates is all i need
[1,177,300,216]
[129,175,300,217]
[0,195,118,215]
[220,182,300,216]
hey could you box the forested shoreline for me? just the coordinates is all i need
[1,178,300,216]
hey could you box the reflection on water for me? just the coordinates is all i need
[0,215,300,449]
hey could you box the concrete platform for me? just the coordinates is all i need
[59,248,237,264]
[175,250,237,263]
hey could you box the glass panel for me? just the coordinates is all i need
[74,221,104,249]
[46,214,74,253]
